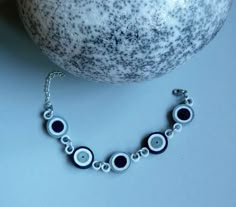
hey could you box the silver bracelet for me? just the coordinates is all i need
[42,71,194,173]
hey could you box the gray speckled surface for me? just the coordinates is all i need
[17,0,232,83]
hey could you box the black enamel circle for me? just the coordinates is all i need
[109,152,131,172]
[172,104,194,124]
[52,120,64,133]
[114,155,128,168]
[46,116,68,138]
[177,108,191,121]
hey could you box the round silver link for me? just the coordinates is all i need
[139,147,149,158]
[131,147,149,162]
[173,123,183,132]
[165,129,174,139]
[92,161,102,171]
[101,163,111,173]
[43,109,53,120]
[185,97,194,106]
[60,135,72,145]
[92,161,111,173]
[65,144,74,155]
[131,153,141,162]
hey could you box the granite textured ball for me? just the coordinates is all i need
[17,0,232,83]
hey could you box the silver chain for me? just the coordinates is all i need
[44,71,65,110]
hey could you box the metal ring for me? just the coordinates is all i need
[101,163,111,173]
[165,129,174,139]
[60,135,71,145]
[65,145,74,155]
[140,147,149,158]
[43,109,53,120]
[185,97,194,106]
[92,161,102,171]
[131,153,141,162]
[173,123,182,132]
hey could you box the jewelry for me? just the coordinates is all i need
[42,71,195,173]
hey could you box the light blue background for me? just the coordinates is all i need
[0,1,236,207]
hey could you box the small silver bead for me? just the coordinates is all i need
[165,129,174,139]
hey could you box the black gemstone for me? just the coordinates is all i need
[177,108,191,121]
[52,120,64,133]
[114,156,127,168]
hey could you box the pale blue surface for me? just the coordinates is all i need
[0,1,236,207]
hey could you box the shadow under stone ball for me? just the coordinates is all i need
[17,0,232,83]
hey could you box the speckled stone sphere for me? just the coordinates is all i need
[17,0,232,83]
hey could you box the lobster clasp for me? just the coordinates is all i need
[172,89,188,96]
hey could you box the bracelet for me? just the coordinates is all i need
[42,71,194,173]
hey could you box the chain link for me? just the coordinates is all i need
[60,135,75,155]
[44,71,65,110]
[131,147,150,163]
[92,161,111,173]
[173,89,194,106]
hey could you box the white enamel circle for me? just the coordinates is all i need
[73,147,94,169]
[47,116,68,138]
[147,133,168,154]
